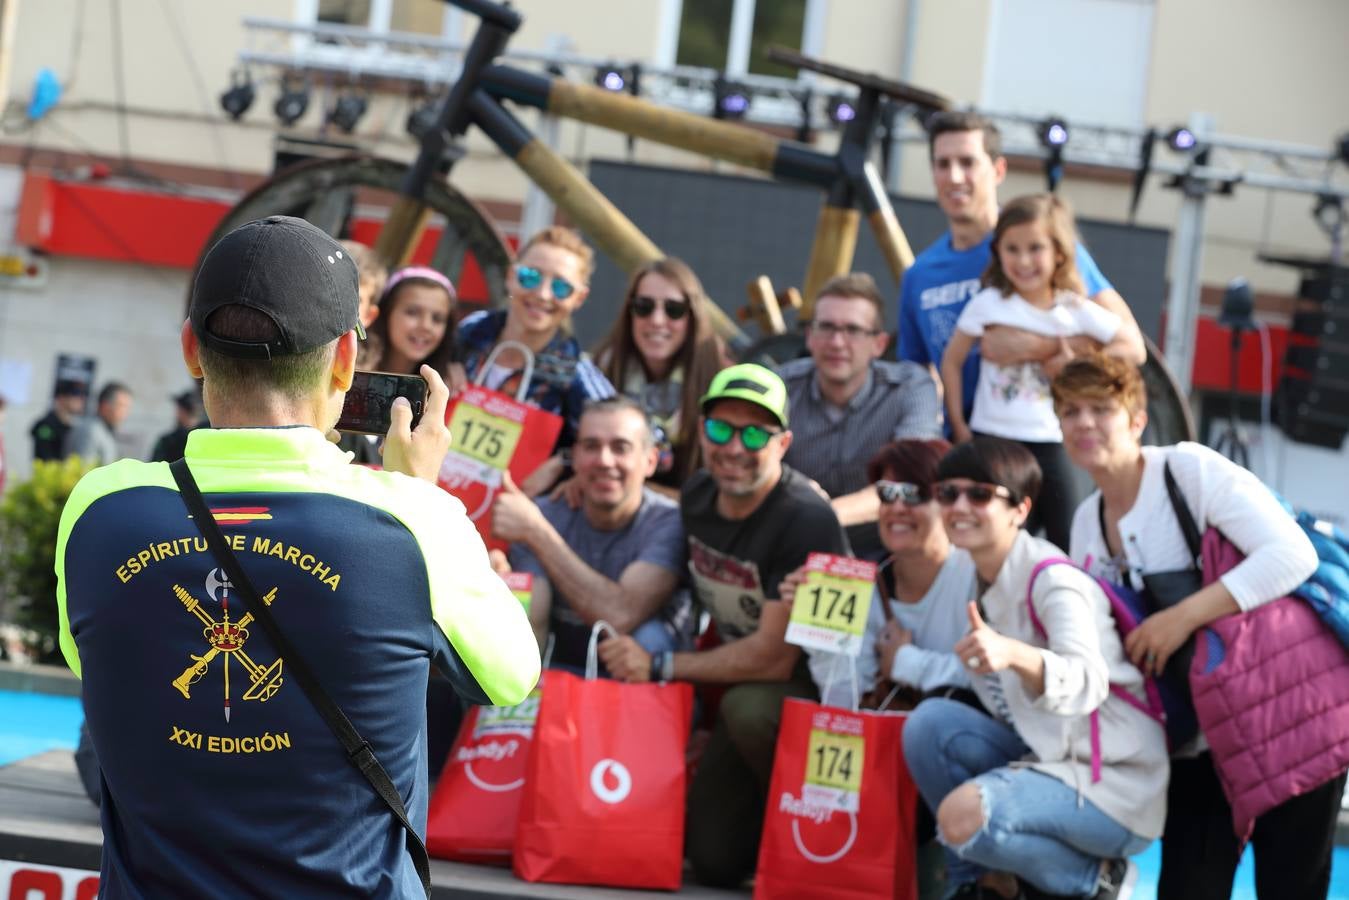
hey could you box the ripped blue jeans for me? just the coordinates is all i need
[901,698,1150,898]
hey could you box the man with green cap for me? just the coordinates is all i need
[600,362,849,889]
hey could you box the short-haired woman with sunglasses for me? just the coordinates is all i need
[781,438,978,709]
[902,436,1167,900]
[456,226,615,493]
[592,257,730,492]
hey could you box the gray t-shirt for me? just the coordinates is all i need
[510,487,690,670]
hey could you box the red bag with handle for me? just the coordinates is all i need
[425,687,541,864]
[753,696,918,900]
[513,623,694,889]
[439,342,562,553]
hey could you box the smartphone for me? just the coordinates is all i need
[336,371,428,435]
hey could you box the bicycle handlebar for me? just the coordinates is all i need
[441,0,521,32]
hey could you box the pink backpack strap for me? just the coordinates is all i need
[1025,557,1166,783]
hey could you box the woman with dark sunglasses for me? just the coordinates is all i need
[592,257,729,492]
[780,438,978,711]
[456,226,615,493]
[901,436,1166,900]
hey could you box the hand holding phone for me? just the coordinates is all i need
[336,371,428,436]
[380,365,453,482]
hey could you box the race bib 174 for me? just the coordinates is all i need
[786,553,876,656]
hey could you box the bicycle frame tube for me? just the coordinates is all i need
[480,66,838,188]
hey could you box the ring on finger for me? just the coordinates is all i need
[966,655,981,669]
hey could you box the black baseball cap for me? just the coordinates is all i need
[190,216,365,359]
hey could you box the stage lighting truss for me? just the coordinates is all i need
[230,18,1349,204]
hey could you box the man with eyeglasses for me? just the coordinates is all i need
[778,272,942,560]
[599,363,849,889]
[898,111,1145,424]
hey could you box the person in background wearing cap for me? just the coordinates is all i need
[54,215,539,899]
[30,382,87,462]
[600,363,849,889]
[64,381,133,466]
[778,272,943,560]
[148,389,205,463]
[455,226,615,495]
[340,240,389,334]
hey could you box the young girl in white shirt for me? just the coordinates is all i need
[941,194,1133,551]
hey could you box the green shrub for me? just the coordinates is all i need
[0,457,95,664]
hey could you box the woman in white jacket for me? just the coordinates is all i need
[1052,354,1333,900]
[902,437,1167,900]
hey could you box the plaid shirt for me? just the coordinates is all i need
[457,309,615,450]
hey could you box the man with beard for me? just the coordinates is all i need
[492,396,691,672]
[600,363,848,889]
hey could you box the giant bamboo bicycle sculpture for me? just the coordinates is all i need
[203,0,1194,442]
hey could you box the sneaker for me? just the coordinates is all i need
[1091,858,1138,900]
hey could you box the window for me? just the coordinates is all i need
[980,0,1154,129]
[303,0,447,37]
[675,0,809,78]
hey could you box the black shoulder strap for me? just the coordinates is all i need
[169,459,432,898]
[874,557,896,624]
[1163,460,1203,566]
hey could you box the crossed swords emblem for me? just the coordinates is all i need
[170,569,284,721]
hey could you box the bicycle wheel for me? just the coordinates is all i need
[739,332,1196,445]
[191,156,513,312]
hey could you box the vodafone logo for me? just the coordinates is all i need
[589,758,633,804]
[780,792,857,863]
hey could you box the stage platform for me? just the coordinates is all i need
[0,749,746,900]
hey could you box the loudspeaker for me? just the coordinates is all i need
[1277,264,1349,449]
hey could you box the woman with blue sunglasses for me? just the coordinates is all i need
[456,226,616,494]
[593,257,730,493]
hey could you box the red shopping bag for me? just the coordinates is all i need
[439,343,562,553]
[753,698,918,900]
[513,656,694,889]
[426,688,541,864]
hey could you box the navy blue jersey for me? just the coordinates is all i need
[57,427,539,898]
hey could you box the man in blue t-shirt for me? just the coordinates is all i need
[494,397,691,672]
[898,111,1146,420]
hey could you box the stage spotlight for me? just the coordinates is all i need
[713,76,750,120]
[406,104,435,139]
[406,97,439,140]
[274,74,310,126]
[595,65,626,93]
[327,92,367,133]
[826,94,857,126]
[219,70,255,121]
[1037,117,1069,149]
[1037,116,1068,192]
[1166,126,1198,152]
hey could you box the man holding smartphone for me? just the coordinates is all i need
[55,216,539,899]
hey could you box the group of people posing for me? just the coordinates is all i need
[333,109,1344,900]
